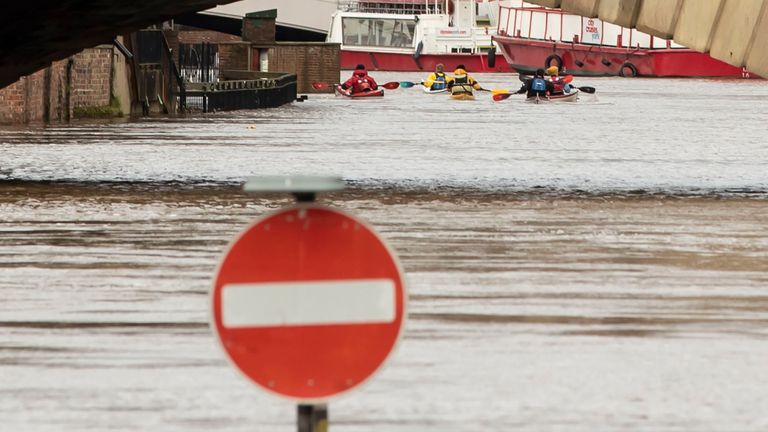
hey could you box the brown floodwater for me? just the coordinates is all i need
[1,73,768,431]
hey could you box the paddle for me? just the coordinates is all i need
[492,93,514,102]
[311,81,400,90]
[311,82,337,90]
[399,81,421,88]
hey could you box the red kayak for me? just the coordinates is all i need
[334,85,384,98]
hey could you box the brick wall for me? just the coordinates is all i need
[219,42,251,71]
[176,29,241,45]
[49,59,71,122]
[0,79,27,123]
[243,17,276,44]
[0,47,113,124]
[72,47,112,109]
[267,43,340,93]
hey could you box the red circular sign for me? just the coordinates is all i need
[212,205,406,400]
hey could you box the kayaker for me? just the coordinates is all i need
[340,64,379,94]
[546,65,572,94]
[423,64,451,91]
[447,64,481,96]
[516,68,555,98]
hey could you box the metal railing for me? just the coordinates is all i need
[183,72,297,112]
[178,42,219,84]
[338,0,445,15]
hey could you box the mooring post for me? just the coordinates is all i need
[298,404,328,432]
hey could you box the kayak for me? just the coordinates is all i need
[450,92,475,101]
[526,89,580,103]
[423,86,448,94]
[334,85,384,98]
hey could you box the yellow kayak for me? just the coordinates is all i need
[450,92,475,101]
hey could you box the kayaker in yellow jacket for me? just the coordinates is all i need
[447,64,482,95]
[422,64,452,91]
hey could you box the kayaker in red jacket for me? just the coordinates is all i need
[341,64,379,94]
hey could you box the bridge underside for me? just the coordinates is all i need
[525,0,768,78]
[1,0,239,89]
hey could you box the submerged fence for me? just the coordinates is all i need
[182,71,297,112]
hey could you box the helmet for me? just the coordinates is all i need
[535,68,545,77]
[546,66,559,75]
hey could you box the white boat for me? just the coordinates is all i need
[326,0,514,72]
[423,85,448,94]
[526,89,580,103]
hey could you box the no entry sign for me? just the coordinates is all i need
[212,205,406,400]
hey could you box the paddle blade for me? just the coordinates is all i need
[562,75,574,84]
[382,81,400,89]
[492,93,513,102]
[399,81,416,88]
[311,82,329,90]
[578,86,596,94]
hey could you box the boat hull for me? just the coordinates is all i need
[341,50,514,73]
[450,92,476,101]
[493,35,758,79]
[334,85,384,98]
[423,86,448,94]
[526,89,580,103]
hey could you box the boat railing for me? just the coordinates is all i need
[496,3,685,50]
[338,0,445,15]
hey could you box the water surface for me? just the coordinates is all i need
[1,74,768,431]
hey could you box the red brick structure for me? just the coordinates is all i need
[263,43,340,94]
[72,48,113,110]
[0,46,115,124]
[219,42,251,71]
[0,58,72,124]
[242,9,277,44]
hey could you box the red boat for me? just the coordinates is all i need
[493,2,758,78]
[335,85,385,97]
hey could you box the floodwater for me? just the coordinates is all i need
[1,73,768,431]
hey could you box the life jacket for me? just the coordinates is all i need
[350,69,372,93]
[531,77,547,92]
[357,79,371,91]
[453,69,469,85]
[432,72,447,90]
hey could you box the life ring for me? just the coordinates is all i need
[545,54,563,71]
[619,62,638,77]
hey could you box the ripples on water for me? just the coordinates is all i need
[1,75,768,431]
[2,73,768,193]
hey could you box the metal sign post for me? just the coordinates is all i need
[212,176,407,432]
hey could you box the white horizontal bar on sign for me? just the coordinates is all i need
[221,279,396,328]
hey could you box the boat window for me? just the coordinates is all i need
[342,17,415,48]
